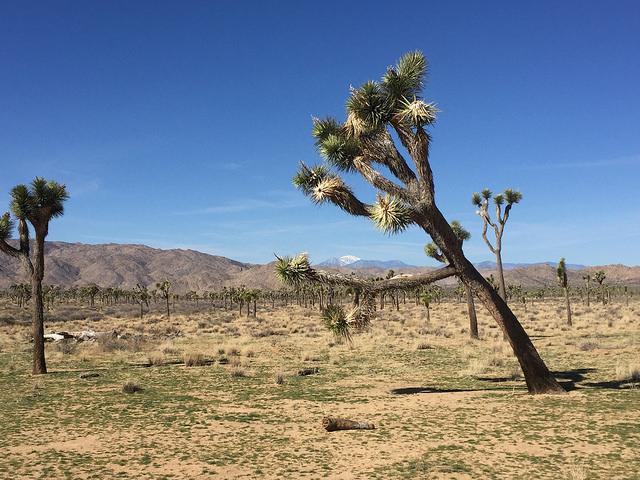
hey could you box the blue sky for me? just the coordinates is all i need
[1,1,639,266]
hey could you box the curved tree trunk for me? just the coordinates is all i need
[465,284,479,339]
[419,208,564,394]
[495,249,507,301]
[564,286,572,326]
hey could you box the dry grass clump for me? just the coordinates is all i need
[275,371,285,385]
[183,352,207,367]
[54,339,77,355]
[230,366,247,377]
[147,352,166,366]
[615,362,640,382]
[97,334,144,353]
[416,342,431,350]
[122,380,143,394]
[579,341,599,351]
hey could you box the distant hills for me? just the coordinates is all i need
[317,256,413,270]
[318,256,588,271]
[1,242,639,292]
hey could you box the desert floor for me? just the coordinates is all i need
[1,297,638,479]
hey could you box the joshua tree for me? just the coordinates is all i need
[419,288,433,324]
[556,258,572,326]
[156,280,172,318]
[278,51,563,394]
[472,188,522,301]
[425,220,478,339]
[593,271,606,305]
[582,273,591,307]
[0,178,69,374]
[134,283,150,319]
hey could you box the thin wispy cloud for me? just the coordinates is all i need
[171,193,306,216]
[516,153,640,171]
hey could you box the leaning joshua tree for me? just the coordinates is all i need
[425,221,479,339]
[278,51,563,394]
[0,178,69,374]
[472,188,522,301]
[556,258,572,326]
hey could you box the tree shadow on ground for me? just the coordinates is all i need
[476,368,599,392]
[390,384,526,395]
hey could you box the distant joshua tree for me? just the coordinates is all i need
[0,178,69,374]
[425,220,479,339]
[593,270,606,305]
[419,288,432,324]
[277,51,563,394]
[134,283,151,319]
[582,273,591,307]
[156,280,172,318]
[556,258,572,326]
[472,188,522,301]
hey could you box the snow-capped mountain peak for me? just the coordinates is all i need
[339,255,360,265]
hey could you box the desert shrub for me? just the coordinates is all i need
[579,341,599,351]
[183,352,207,367]
[275,372,285,385]
[54,339,77,355]
[147,352,166,366]
[230,367,246,377]
[97,334,144,353]
[227,346,240,356]
[416,342,431,350]
[122,380,143,394]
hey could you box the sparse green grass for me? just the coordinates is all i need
[0,299,638,478]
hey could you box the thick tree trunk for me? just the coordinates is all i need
[564,286,572,326]
[419,208,564,394]
[32,231,47,374]
[465,284,479,339]
[495,249,507,301]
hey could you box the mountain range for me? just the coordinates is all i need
[1,242,639,292]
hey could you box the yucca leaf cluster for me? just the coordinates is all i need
[294,51,439,236]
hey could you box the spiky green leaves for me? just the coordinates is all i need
[293,163,331,195]
[504,188,523,204]
[424,243,440,259]
[0,213,14,241]
[311,117,342,145]
[471,192,482,207]
[368,194,413,234]
[274,253,313,286]
[346,81,390,134]
[398,97,438,127]
[557,258,568,288]
[450,220,470,243]
[318,134,359,172]
[382,51,427,103]
[322,304,352,342]
[9,178,68,220]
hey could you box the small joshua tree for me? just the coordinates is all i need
[582,273,591,307]
[472,188,522,301]
[425,220,478,339]
[278,51,563,394]
[419,287,434,324]
[593,270,606,305]
[156,280,172,318]
[134,283,150,319]
[0,178,69,374]
[556,258,572,326]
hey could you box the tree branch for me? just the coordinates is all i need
[353,157,410,201]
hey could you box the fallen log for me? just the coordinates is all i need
[322,417,375,432]
[298,367,319,376]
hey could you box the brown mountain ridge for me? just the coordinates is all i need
[1,241,638,292]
